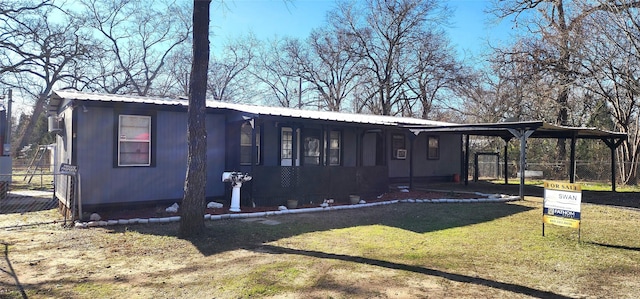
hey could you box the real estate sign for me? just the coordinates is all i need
[543,181,582,229]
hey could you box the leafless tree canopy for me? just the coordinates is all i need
[77,0,191,96]
[3,0,640,184]
[481,0,640,182]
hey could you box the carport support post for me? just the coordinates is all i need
[502,137,511,185]
[507,129,535,200]
[569,136,576,183]
[464,134,470,186]
[408,132,417,190]
[602,137,624,192]
[473,152,479,182]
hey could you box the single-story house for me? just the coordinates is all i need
[48,90,465,218]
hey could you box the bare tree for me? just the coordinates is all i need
[153,44,192,97]
[488,41,560,122]
[329,0,450,116]
[180,0,210,238]
[0,1,93,154]
[282,27,362,112]
[0,0,53,74]
[455,69,502,123]
[491,0,640,159]
[78,0,191,96]
[403,31,462,119]
[577,0,640,184]
[208,35,258,102]
[251,38,303,108]
[458,46,543,124]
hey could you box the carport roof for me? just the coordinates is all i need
[404,121,627,140]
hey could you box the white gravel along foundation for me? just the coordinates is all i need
[73,193,519,228]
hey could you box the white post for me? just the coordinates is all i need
[229,182,242,212]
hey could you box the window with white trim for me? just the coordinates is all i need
[281,127,293,160]
[118,115,151,166]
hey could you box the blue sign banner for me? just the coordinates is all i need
[543,207,581,220]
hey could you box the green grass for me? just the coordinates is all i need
[490,178,640,192]
[9,171,53,190]
[580,181,640,192]
[2,199,640,298]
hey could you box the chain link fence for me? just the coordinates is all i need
[0,160,70,229]
[474,157,622,184]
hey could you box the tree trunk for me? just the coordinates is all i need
[556,88,569,160]
[179,0,210,238]
[13,94,47,157]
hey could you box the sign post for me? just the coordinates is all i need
[543,181,582,241]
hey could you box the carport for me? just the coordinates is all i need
[403,121,628,199]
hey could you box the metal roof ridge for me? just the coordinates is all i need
[205,99,456,126]
[52,90,456,127]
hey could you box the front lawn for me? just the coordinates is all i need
[1,198,639,298]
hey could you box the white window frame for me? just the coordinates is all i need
[118,115,151,167]
[281,127,293,160]
[280,127,300,166]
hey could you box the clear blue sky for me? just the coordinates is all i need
[210,0,515,59]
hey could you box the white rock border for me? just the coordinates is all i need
[73,194,519,228]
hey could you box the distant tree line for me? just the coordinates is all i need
[2,0,640,184]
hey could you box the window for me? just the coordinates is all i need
[391,134,406,160]
[328,130,341,166]
[302,129,322,166]
[427,135,439,160]
[281,127,293,160]
[118,115,151,166]
[240,122,260,165]
[303,136,320,165]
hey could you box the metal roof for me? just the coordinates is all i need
[49,90,456,127]
[405,121,627,140]
[49,90,627,140]
[49,90,187,113]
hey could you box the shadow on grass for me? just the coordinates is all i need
[4,201,539,298]
[0,242,27,299]
[249,244,573,299]
[121,202,534,256]
[110,202,546,296]
[0,194,57,215]
[581,190,640,209]
[587,241,640,251]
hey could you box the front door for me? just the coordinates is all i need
[280,127,300,166]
